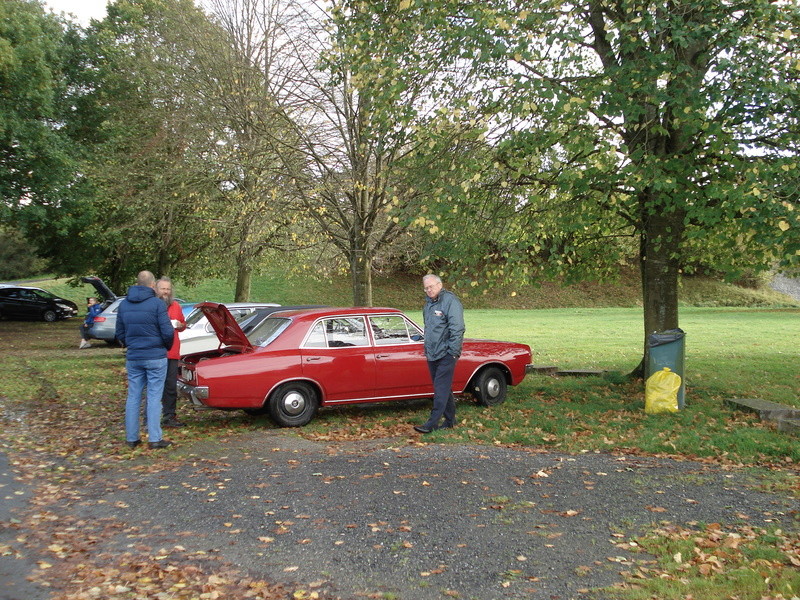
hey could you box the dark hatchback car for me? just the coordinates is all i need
[0,284,78,321]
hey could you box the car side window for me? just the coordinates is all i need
[369,315,415,345]
[304,317,369,348]
[305,322,327,348]
[326,317,368,347]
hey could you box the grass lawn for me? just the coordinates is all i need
[304,306,800,465]
[0,303,797,600]
[1,304,797,464]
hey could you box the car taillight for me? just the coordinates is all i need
[180,366,194,382]
[94,316,106,322]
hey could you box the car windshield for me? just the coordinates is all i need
[34,289,58,300]
[184,308,206,327]
[247,317,291,347]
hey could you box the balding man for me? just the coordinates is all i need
[414,274,465,434]
[115,270,175,449]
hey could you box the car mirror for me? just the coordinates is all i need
[411,334,423,341]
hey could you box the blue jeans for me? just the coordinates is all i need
[124,358,168,443]
[424,355,457,429]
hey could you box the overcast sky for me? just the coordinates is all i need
[43,0,108,24]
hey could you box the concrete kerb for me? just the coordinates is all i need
[724,398,800,436]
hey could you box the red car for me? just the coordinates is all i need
[177,303,531,427]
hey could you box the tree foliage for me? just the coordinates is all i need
[76,0,231,290]
[335,0,800,362]
[0,0,97,276]
[0,0,73,213]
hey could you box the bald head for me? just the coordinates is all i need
[136,271,156,287]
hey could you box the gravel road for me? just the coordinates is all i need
[38,430,794,600]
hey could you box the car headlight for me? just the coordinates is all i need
[56,303,71,310]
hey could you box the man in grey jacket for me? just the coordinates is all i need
[415,274,465,434]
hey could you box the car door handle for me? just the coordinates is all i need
[305,356,321,361]
[376,354,390,358]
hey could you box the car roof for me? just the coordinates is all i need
[269,306,405,321]
[187,301,280,312]
[0,284,45,292]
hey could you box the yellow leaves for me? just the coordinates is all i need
[778,220,790,231]
[398,0,412,10]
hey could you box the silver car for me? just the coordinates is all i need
[180,302,281,347]
[180,305,324,356]
[80,276,196,345]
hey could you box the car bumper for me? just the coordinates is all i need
[177,381,210,409]
[57,306,78,319]
[87,322,117,341]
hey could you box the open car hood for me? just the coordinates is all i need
[197,302,254,352]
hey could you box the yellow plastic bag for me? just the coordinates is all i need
[645,367,681,414]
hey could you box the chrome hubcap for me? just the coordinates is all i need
[282,391,306,415]
[486,378,500,398]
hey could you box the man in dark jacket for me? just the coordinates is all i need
[116,271,175,449]
[415,274,465,434]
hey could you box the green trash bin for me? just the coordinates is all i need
[647,328,685,409]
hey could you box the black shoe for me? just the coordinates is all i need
[126,440,141,449]
[441,422,455,429]
[148,440,173,449]
[162,417,186,428]
[413,425,434,434]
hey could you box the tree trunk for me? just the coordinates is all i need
[350,250,373,307]
[234,260,252,302]
[631,191,684,378]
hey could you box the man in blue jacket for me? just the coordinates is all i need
[115,271,175,449]
[415,274,465,434]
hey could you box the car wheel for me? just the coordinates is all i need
[268,382,319,427]
[42,310,57,322]
[471,366,507,406]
